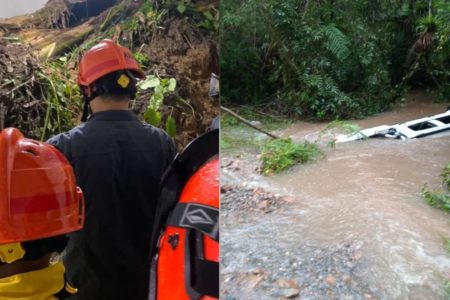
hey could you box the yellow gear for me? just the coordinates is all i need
[0,261,65,299]
[0,243,25,264]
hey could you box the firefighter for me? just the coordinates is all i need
[150,128,219,300]
[47,39,176,299]
[0,127,84,299]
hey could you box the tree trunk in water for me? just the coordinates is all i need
[220,106,280,139]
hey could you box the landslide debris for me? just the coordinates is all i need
[0,0,219,146]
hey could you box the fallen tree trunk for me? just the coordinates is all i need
[26,23,94,58]
[220,106,280,139]
[0,0,136,58]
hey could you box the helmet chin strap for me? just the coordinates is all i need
[80,86,95,122]
[81,101,92,122]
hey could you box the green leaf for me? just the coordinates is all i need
[203,10,214,21]
[144,108,161,126]
[152,85,165,107]
[177,3,186,14]
[64,84,71,96]
[165,116,177,137]
[140,75,160,90]
[168,78,177,92]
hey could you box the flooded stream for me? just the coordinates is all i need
[221,91,450,299]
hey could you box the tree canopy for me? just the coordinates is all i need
[221,0,450,120]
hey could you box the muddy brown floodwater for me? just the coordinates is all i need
[221,91,450,300]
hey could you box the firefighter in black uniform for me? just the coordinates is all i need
[47,40,176,300]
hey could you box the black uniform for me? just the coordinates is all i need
[47,110,176,300]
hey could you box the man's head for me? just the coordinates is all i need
[77,39,145,120]
[0,128,84,267]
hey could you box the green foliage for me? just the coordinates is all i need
[220,134,233,150]
[38,58,82,140]
[221,114,240,127]
[144,108,162,127]
[260,138,321,175]
[322,24,350,61]
[165,116,177,137]
[134,52,150,67]
[221,0,450,120]
[422,163,450,213]
[161,0,219,32]
[119,1,168,48]
[139,75,177,127]
[422,186,450,212]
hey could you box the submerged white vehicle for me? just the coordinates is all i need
[336,108,450,143]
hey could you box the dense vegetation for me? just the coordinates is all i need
[221,0,450,120]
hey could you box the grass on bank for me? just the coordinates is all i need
[221,107,325,174]
[422,163,450,213]
[260,138,321,175]
[422,187,450,212]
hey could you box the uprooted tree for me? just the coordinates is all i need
[0,0,219,147]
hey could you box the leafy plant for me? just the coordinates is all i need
[221,113,240,127]
[163,0,219,31]
[322,24,350,61]
[260,138,321,175]
[422,163,450,213]
[422,185,450,212]
[165,116,177,137]
[134,52,150,67]
[138,75,177,131]
[38,58,82,140]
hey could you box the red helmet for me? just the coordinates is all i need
[0,128,84,245]
[77,39,145,87]
[155,156,219,300]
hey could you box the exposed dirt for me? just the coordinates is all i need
[0,0,218,146]
[132,17,219,147]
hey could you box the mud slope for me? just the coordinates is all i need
[0,0,218,145]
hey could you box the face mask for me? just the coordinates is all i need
[0,262,64,299]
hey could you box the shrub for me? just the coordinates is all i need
[260,138,321,174]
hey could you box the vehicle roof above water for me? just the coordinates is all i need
[336,109,450,143]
